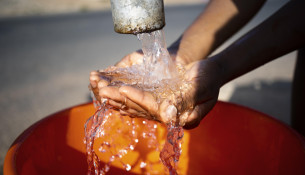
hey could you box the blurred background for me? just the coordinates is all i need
[0,0,293,174]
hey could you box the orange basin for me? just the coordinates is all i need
[4,101,305,175]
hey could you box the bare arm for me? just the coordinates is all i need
[212,0,305,86]
[169,0,266,64]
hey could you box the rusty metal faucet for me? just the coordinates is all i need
[110,0,165,34]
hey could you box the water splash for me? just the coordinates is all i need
[84,100,163,175]
[160,124,184,175]
[84,101,135,175]
[85,29,188,174]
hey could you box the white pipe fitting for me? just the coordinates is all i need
[110,0,165,34]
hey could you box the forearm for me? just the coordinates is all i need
[213,0,305,86]
[169,0,266,64]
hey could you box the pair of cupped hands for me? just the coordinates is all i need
[90,50,222,129]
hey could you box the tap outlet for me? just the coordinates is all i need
[110,0,165,34]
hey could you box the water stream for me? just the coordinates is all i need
[85,30,187,175]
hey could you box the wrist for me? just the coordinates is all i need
[167,43,190,65]
[208,53,227,88]
[168,36,210,65]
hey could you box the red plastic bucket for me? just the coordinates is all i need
[4,101,305,175]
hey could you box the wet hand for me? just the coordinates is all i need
[116,59,222,129]
[89,49,185,106]
[91,59,222,129]
[114,51,144,67]
[89,51,144,102]
[180,59,222,129]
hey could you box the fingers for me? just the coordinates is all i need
[89,71,102,101]
[119,108,148,119]
[89,71,100,89]
[159,99,177,124]
[99,86,148,115]
[90,71,110,101]
[107,99,124,109]
[115,52,143,67]
[99,86,122,101]
[183,98,217,130]
[89,71,110,90]
[119,86,159,118]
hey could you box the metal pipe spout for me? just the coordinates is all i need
[110,0,165,34]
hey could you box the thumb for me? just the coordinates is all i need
[183,99,217,129]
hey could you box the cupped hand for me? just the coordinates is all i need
[89,49,182,104]
[114,51,144,68]
[117,59,222,129]
[91,57,222,129]
[89,51,144,102]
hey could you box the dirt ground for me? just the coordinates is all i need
[0,0,207,18]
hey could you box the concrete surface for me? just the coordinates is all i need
[0,0,294,174]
